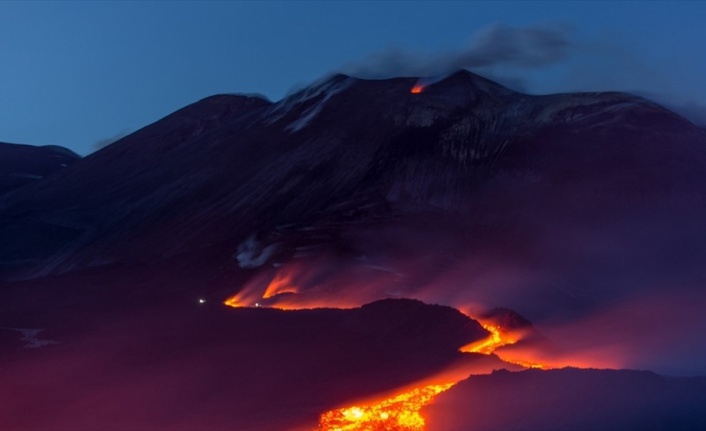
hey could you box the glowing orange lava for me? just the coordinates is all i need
[314,318,549,431]
[410,84,424,94]
[317,383,454,431]
[461,323,516,354]
[462,322,546,369]
[223,271,555,431]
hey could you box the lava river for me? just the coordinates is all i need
[311,319,547,431]
[225,290,549,430]
[317,382,454,431]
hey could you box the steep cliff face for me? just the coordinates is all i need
[0,70,705,282]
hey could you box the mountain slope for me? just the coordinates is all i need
[0,70,705,308]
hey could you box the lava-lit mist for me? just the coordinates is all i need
[224,224,706,375]
[219,199,706,430]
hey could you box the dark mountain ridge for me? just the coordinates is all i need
[1,70,704,283]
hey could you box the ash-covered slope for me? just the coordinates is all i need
[1,70,705,284]
[0,142,79,197]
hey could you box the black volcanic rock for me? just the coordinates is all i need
[424,368,706,431]
[0,142,79,196]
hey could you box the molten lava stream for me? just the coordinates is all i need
[223,270,548,430]
[315,321,543,431]
[316,382,454,431]
[461,322,546,369]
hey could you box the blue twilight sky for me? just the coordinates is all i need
[1,1,705,156]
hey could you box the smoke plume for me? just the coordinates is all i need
[341,22,705,125]
[342,23,572,82]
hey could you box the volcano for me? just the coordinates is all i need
[1,70,706,429]
[2,70,705,282]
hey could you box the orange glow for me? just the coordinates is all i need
[461,321,547,369]
[223,265,552,369]
[314,316,549,430]
[317,382,454,431]
[410,84,424,94]
[219,257,620,431]
[224,264,308,308]
[222,277,570,430]
[262,270,299,299]
[503,358,546,369]
[461,323,517,355]
[223,296,242,308]
[224,293,252,308]
[223,261,383,310]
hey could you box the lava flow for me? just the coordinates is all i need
[314,321,538,431]
[462,322,545,369]
[314,317,549,430]
[223,266,551,430]
[317,383,454,431]
[461,323,514,355]
[410,84,424,94]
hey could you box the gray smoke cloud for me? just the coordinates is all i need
[342,23,572,82]
[340,22,705,126]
